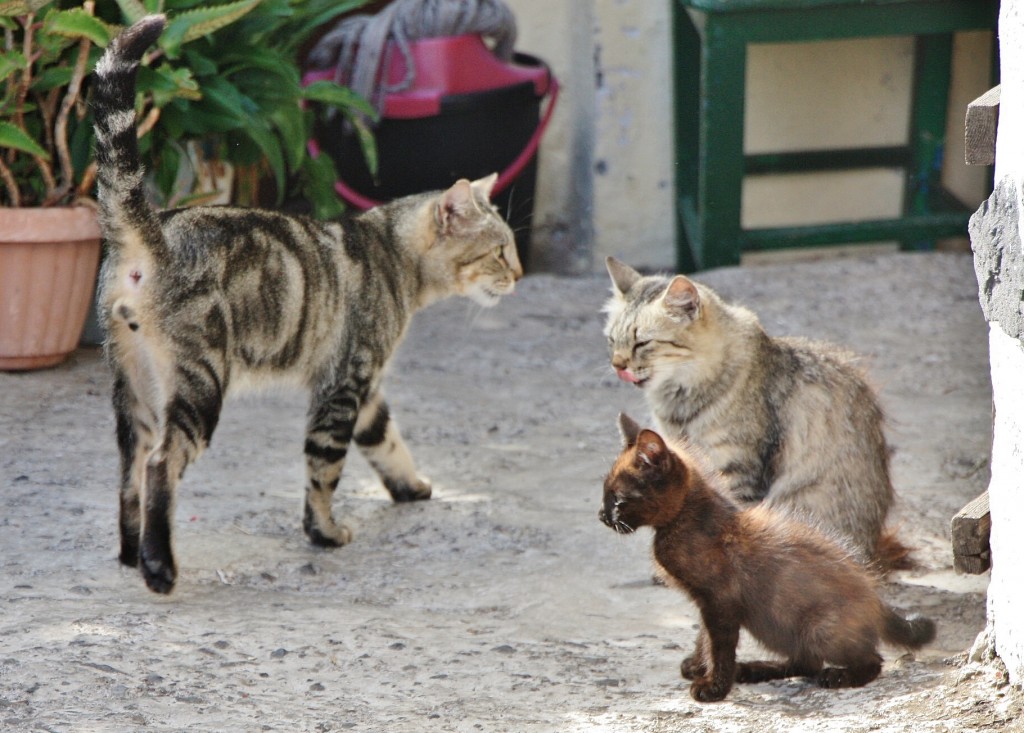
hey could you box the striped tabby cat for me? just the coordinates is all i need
[94,16,522,594]
[602,257,909,568]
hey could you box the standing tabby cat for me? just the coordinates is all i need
[94,16,521,594]
[603,257,908,567]
[600,414,935,702]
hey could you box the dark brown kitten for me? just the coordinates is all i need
[600,414,935,703]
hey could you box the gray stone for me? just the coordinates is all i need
[971,176,1024,343]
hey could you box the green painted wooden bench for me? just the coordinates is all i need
[671,0,998,271]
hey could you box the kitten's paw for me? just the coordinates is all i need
[817,663,880,689]
[385,476,432,503]
[680,655,706,680]
[139,545,176,594]
[689,677,731,703]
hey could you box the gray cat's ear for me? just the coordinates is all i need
[662,275,700,321]
[636,429,669,468]
[618,412,642,447]
[437,179,480,232]
[471,173,498,200]
[606,257,641,296]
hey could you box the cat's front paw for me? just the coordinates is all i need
[304,517,353,548]
[680,655,706,680]
[689,676,731,703]
[384,476,432,503]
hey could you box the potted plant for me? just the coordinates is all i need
[0,1,113,369]
[1,0,374,369]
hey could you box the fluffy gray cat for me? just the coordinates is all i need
[603,257,911,569]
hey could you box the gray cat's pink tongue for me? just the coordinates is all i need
[616,368,640,384]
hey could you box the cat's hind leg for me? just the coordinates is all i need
[354,392,431,503]
[139,390,220,594]
[112,371,152,568]
[735,659,822,684]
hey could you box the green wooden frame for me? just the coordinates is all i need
[671,0,999,271]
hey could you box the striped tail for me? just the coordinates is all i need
[92,15,168,262]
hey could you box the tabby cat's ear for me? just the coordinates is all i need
[636,429,669,469]
[606,257,641,296]
[471,173,498,200]
[437,179,480,233]
[618,412,642,447]
[662,276,700,321]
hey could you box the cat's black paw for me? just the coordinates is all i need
[384,476,432,503]
[817,663,880,689]
[689,677,731,702]
[680,655,706,680]
[140,544,176,594]
[119,543,139,568]
[817,667,851,689]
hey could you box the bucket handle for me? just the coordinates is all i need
[333,66,560,211]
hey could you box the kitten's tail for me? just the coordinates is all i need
[882,606,936,650]
[93,15,168,263]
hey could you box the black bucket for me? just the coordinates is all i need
[305,34,558,271]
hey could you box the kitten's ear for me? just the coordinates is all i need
[636,429,669,469]
[606,257,641,297]
[471,173,498,200]
[662,275,701,321]
[437,179,479,233]
[618,412,642,447]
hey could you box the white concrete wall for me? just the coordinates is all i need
[984,326,1024,686]
[983,0,1024,689]
[505,2,992,273]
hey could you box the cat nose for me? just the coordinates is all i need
[611,353,628,371]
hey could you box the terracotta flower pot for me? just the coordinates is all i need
[0,207,102,371]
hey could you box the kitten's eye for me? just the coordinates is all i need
[494,246,504,259]
[633,340,651,351]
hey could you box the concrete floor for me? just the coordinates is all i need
[1,252,1020,732]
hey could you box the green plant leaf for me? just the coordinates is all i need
[346,114,378,177]
[0,50,27,84]
[302,81,379,122]
[159,0,260,57]
[32,65,73,92]
[113,0,148,25]
[0,0,49,17]
[0,120,50,160]
[301,152,345,219]
[276,0,369,53]
[44,8,113,47]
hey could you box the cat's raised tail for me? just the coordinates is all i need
[93,15,169,264]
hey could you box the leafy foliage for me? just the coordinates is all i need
[94,0,376,217]
[1,0,374,216]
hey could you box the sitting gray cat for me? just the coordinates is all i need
[603,257,911,569]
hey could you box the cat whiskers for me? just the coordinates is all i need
[612,519,636,534]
